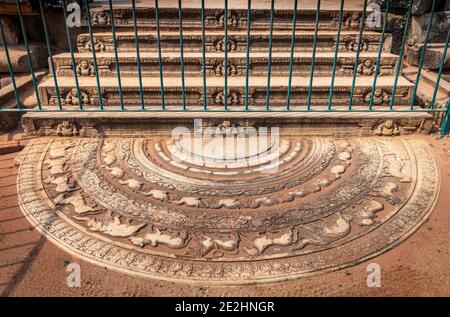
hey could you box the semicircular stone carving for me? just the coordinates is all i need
[16,136,439,285]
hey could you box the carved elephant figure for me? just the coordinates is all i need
[142,189,169,201]
[173,197,204,208]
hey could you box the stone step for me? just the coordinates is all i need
[85,0,368,31]
[403,66,450,108]
[0,44,48,73]
[77,30,385,54]
[407,43,450,70]
[38,76,413,109]
[52,51,399,78]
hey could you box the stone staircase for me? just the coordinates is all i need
[24,0,433,137]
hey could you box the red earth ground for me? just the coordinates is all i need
[0,133,449,297]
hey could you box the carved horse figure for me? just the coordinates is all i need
[129,228,190,249]
[243,228,296,256]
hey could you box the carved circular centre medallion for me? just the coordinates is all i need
[16,136,439,285]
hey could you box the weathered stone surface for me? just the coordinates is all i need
[411,12,450,44]
[0,111,21,131]
[0,16,19,45]
[15,136,439,284]
[0,45,48,72]
[0,70,46,131]
[402,66,450,109]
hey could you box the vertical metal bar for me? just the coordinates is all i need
[390,0,413,110]
[348,0,368,110]
[132,0,145,110]
[16,0,41,109]
[430,25,450,109]
[84,0,103,110]
[155,0,165,110]
[410,0,437,109]
[441,99,450,136]
[108,0,124,110]
[0,18,21,109]
[39,0,62,109]
[286,0,298,110]
[265,0,275,111]
[369,0,391,110]
[201,0,207,111]
[178,0,187,111]
[306,0,321,111]
[61,0,83,110]
[224,0,228,111]
[327,0,345,110]
[244,0,251,111]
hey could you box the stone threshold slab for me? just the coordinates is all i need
[52,51,399,78]
[23,108,431,120]
[39,76,414,88]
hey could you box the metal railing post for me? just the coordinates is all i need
[201,0,207,111]
[84,0,104,110]
[410,0,437,109]
[328,0,345,110]
[265,0,275,111]
[390,0,413,110]
[39,0,62,109]
[61,0,83,110]
[108,0,124,110]
[286,0,298,110]
[430,27,450,109]
[369,0,391,110]
[306,0,321,111]
[16,0,41,109]
[0,17,21,109]
[441,99,450,136]
[178,0,187,111]
[154,0,165,110]
[131,0,145,110]
[348,0,368,110]
[244,0,251,111]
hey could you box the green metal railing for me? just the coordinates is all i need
[0,0,449,136]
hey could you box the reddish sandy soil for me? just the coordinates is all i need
[0,134,449,297]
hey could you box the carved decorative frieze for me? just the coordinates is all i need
[342,36,369,52]
[76,60,95,76]
[209,36,239,52]
[205,9,242,27]
[91,10,110,26]
[78,37,107,53]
